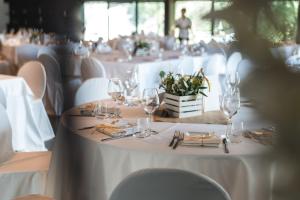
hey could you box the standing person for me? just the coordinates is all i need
[175,8,192,45]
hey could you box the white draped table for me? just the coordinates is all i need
[47,101,274,200]
[0,75,55,151]
[92,51,205,93]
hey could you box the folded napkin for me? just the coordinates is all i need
[96,121,135,137]
[181,132,221,147]
[79,103,96,116]
[243,129,274,145]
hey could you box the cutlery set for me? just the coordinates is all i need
[169,131,184,149]
[169,130,230,153]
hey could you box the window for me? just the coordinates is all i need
[175,1,212,43]
[138,2,165,35]
[84,2,108,41]
[108,2,136,39]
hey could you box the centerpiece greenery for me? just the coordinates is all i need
[133,40,150,56]
[159,69,210,97]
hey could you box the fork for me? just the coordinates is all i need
[173,132,184,150]
[169,131,180,147]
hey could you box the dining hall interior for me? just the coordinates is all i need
[0,0,300,199]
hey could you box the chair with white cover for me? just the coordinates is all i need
[202,53,227,76]
[17,61,46,100]
[81,57,107,81]
[0,104,14,164]
[109,168,231,200]
[237,59,253,83]
[0,87,6,108]
[74,77,110,106]
[0,104,52,200]
[38,49,64,116]
[15,44,40,67]
[226,52,242,76]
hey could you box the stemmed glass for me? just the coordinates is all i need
[142,88,160,135]
[226,71,240,92]
[220,89,241,141]
[124,69,139,106]
[108,78,125,117]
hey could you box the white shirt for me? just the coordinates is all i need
[175,17,192,39]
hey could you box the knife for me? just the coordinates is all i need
[101,133,134,142]
[222,138,229,154]
[78,126,95,130]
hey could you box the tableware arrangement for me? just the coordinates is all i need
[169,131,221,150]
[124,70,139,106]
[108,78,125,117]
[142,88,160,135]
[220,89,240,141]
[243,127,276,145]
[159,69,210,118]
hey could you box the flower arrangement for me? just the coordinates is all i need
[159,69,210,97]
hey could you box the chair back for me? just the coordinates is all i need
[13,195,54,200]
[81,57,107,81]
[75,77,110,106]
[38,50,63,115]
[17,61,47,99]
[0,104,14,164]
[0,88,6,108]
[15,44,40,66]
[237,59,253,82]
[203,54,227,76]
[109,168,231,200]
[226,52,242,74]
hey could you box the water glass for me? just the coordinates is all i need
[135,118,151,138]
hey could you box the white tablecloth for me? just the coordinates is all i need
[0,75,55,151]
[47,102,273,200]
[92,51,206,94]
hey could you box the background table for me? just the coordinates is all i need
[0,75,55,151]
[47,101,274,200]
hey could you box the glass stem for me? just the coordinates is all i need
[226,117,232,139]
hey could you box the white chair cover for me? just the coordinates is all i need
[0,60,13,75]
[226,52,242,75]
[17,61,47,100]
[202,54,227,76]
[37,47,59,63]
[81,57,107,81]
[109,168,231,200]
[74,77,110,106]
[15,44,40,67]
[38,51,64,116]
[0,104,14,164]
[237,59,253,83]
[0,88,6,108]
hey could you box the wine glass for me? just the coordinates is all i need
[220,89,240,140]
[226,71,240,92]
[124,69,139,106]
[108,78,125,117]
[142,88,160,135]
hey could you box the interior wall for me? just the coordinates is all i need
[0,0,9,32]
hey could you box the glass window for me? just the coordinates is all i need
[175,1,212,43]
[84,1,108,41]
[137,2,165,35]
[108,2,136,39]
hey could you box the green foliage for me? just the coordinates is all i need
[159,70,210,97]
[135,40,150,49]
[257,1,299,44]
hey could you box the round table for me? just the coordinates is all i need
[47,101,273,200]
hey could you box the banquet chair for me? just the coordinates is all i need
[81,57,107,81]
[109,168,231,200]
[202,54,227,76]
[237,59,253,83]
[17,61,47,100]
[0,59,14,75]
[38,51,64,116]
[74,77,110,106]
[0,103,52,200]
[0,87,6,108]
[37,47,59,63]
[15,44,40,67]
[226,52,242,75]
